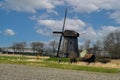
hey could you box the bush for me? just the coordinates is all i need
[68,52,77,63]
[96,58,111,63]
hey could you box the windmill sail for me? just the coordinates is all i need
[53,9,80,58]
[56,9,67,57]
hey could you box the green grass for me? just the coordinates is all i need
[37,62,120,73]
[45,57,69,62]
[0,56,120,73]
[0,55,31,60]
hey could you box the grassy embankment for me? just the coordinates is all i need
[0,55,120,73]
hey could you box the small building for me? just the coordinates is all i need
[0,47,37,55]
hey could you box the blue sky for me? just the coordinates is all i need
[0,0,120,47]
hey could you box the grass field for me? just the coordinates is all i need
[0,54,120,73]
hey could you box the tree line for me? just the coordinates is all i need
[0,30,120,59]
[79,30,120,59]
[0,41,59,57]
[104,30,120,59]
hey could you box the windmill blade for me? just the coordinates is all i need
[53,31,62,34]
[56,34,62,57]
[56,9,67,57]
[62,8,67,32]
[52,31,62,37]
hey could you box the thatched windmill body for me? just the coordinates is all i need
[53,9,79,58]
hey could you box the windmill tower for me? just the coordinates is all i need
[62,30,79,57]
[53,9,79,58]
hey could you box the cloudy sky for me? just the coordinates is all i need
[0,0,120,47]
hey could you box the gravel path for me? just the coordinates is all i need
[0,64,120,80]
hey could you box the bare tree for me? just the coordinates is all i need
[11,42,17,54]
[0,48,2,53]
[12,42,27,54]
[18,42,26,53]
[11,42,27,60]
[79,45,84,50]
[30,42,44,57]
[49,40,58,55]
[92,40,102,57]
[84,40,90,50]
[104,30,120,59]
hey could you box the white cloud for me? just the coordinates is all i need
[37,18,86,31]
[65,0,99,13]
[46,9,58,15]
[30,13,50,20]
[98,26,120,41]
[81,26,120,43]
[35,18,86,36]
[4,29,15,36]
[1,0,120,24]
[1,0,58,13]
[109,11,120,24]
[36,17,120,43]
[100,26,119,34]
[1,0,120,14]
[82,27,97,39]
[1,0,120,43]
[37,19,62,30]
[36,28,51,36]
[65,0,120,13]
[66,18,86,30]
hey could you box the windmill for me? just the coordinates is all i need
[53,9,79,58]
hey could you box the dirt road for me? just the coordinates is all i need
[0,64,120,80]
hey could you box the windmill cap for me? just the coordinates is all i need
[63,30,79,37]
